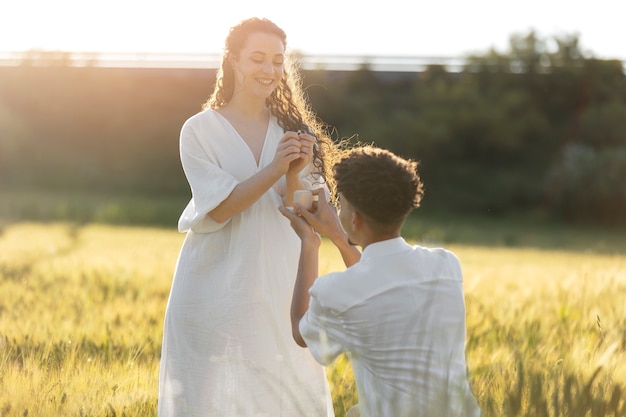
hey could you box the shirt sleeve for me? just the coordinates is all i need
[299,281,347,366]
[177,118,239,234]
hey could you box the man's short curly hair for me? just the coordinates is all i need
[334,146,425,225]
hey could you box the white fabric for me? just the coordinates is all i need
[158,109,334,417]
[300,237,482,417]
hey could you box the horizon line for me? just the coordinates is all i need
[0,50,470,72]
[1,50,624,73]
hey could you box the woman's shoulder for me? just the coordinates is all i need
[180,109,222,134]
[184,108,217,124]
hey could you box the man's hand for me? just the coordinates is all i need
[278,204,321,247]
[298,189,345,243]
[296,189,362,268]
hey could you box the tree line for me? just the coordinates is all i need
[1,31,625,226]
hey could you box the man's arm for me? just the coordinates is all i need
[278,205,321,347]
[290,234,320,347]
[327,230,361,268]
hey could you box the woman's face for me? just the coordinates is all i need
[231,31,285,101]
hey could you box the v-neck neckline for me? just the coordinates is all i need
[213,109,271,168]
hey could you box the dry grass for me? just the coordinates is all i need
[1,222,625,416]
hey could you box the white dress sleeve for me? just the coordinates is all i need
[177,116,239,234]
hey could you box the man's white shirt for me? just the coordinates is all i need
[300,237,481,417]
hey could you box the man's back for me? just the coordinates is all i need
[300,237,481,417]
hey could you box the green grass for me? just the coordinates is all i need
[0,189,188,228]
[1,191,626,416]
[2,188,624,252]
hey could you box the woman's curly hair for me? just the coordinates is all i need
[334,146,425,225]
[203,17,340,195]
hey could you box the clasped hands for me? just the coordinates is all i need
[276,130,316,176]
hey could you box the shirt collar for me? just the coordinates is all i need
[360,237,412,261]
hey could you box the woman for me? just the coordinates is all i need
[157,17,338,417]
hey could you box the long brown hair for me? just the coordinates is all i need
[203,17,340,194]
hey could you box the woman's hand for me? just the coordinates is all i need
[271,131,305,175]
[286,130,316,176]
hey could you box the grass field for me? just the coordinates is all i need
[1,218,625,416]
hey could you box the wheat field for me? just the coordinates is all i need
[1,221,625,416]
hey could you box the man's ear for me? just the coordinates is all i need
[352,210,362,230]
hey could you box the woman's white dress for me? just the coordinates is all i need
[158,109,334,417]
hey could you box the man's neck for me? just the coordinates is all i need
[358,232,400,250]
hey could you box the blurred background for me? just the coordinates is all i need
[1,1,625,229]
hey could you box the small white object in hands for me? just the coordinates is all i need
[294,190,314,211]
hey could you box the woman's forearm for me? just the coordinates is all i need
[283,171,306,207]
[208,164,284,223]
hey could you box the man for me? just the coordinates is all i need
[279,145,481,417]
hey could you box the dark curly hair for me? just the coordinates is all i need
[202,17,339,194]
[334,146,425,225]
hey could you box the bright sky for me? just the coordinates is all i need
[1,0,625,60]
